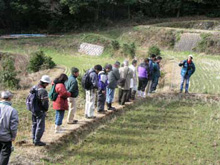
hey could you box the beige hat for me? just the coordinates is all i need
[188,54,193,59]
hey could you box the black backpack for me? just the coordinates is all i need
[82,70,95,90]
[26,86,42,116]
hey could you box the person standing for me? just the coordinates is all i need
[85,65,102,119]
[137,58,149,98]
[179,55,196,93]
[118,60,133,105]
[150,56,162,93]
[31,75,51,146]
[53,74,71,133]
[0,91,18,165]
[97,64,112,113]
[145,54,156,96]
[128,60,138,100]
[106,61,120,110]
[65,67,79,124]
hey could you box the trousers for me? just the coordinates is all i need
[85,89,96,117]
[67,97,77,123]
[32,113,45,143]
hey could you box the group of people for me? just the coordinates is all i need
[0,54,196,165]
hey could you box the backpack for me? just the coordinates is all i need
[82,70,95,90]
[26,86,41,116]
[49,84,58,101]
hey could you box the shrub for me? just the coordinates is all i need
[123,42,136,58]
[0,56,20,89]
[28,51,56,72]
[148,46,161,56]
[111,40,120,50]
[41,56,56,70]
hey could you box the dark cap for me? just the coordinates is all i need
[114,61,120,66]
[105,64,112,70]
[71,67,79,74]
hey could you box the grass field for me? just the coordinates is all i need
[1,21,220,164]
[42,97,220,164]
[164,51,220,95]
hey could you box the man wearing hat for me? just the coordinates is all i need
[179,55,196,93]
[31,75,51,146]
[0,91,19,165]
[106,61,120,110]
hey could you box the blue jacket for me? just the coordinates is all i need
[179,60,196,77]
[98,70,108,91]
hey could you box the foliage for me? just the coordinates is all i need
[111,40,120,50]
[148,45,161,56]
[1,0,220,32]
[0,55,20,89]
[28,51,56,72]
[123,42,136,58]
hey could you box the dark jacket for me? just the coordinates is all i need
[179,60,196,78]
[65,75,79,98]
[148,59,154,80]
[107,67,120,89]
[152,62,160,79]
[88,68,99,89]
[31,84,49,113]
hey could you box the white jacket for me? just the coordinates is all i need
[129,64,137,89]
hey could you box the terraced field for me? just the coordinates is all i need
[43,96,220,164]
[165,51,220,95]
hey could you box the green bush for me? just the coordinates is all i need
[148,46,161,56]
[123,42,136,58]
[111,40,120,50]
[28,51,56,72]
[0,56,20,89]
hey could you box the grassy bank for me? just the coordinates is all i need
[43,97,220,164]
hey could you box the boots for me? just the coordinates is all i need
[107,102,116,111]
[131,90,136,100]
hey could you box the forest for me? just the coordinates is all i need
[0,0,220,33]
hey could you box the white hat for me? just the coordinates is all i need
[189,54,193,59]
[40,75,51,84]
[1,91,13,99]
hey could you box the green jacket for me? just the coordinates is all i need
[152,62,160,79]
[65,75,79,98]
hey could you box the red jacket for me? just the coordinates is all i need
[52,83,71,110]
